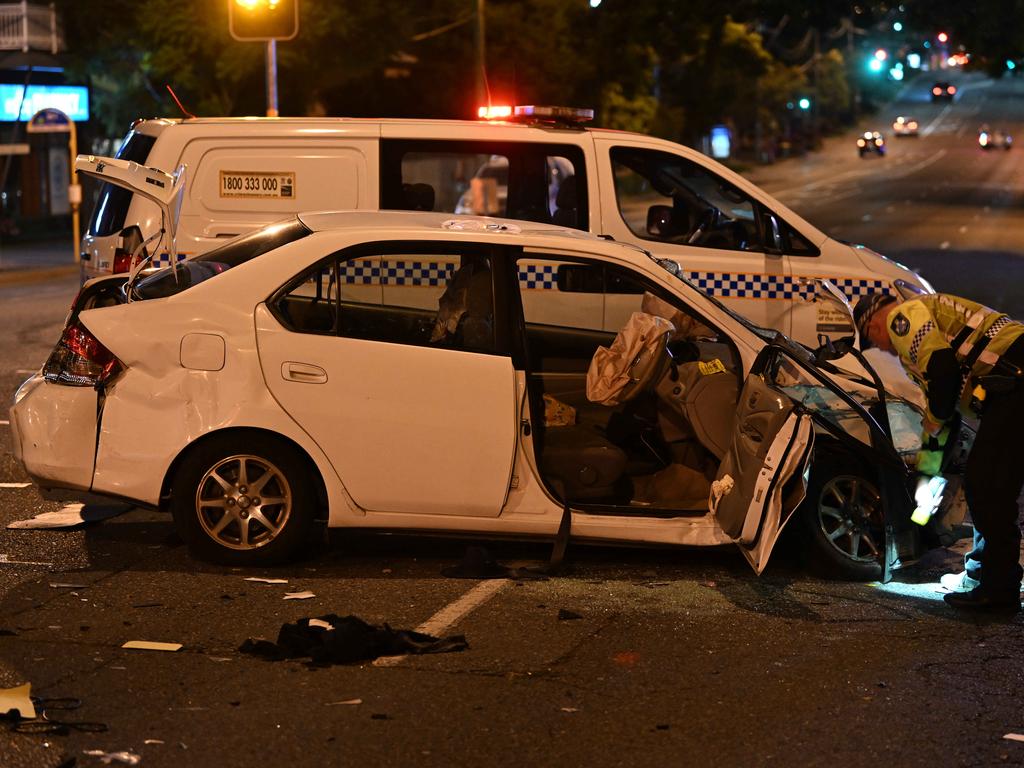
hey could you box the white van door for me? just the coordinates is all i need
[710,374,813,574]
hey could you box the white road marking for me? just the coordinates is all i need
[0,554,53,566]
[922,103,954,136]
[373,578,510,667]
[0,483,30,488]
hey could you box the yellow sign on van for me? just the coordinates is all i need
[220,171,295,199]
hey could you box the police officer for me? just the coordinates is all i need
[854,292,1024,614]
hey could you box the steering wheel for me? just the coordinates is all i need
[688,207,719,245]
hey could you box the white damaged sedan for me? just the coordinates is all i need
[10,211,952,577]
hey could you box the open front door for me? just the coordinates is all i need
[710,375,814,574]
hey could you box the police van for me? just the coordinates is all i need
[79,106,933,346]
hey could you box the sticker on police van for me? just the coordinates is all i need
[219,171,295,199]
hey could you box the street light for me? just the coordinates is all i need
[937,32,949,43]
[228,0,300,117]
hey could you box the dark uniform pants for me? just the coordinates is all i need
[963,384,1024,596]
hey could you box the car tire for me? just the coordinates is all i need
[171,433,318,566]
[797,449,884,581]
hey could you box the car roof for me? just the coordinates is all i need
[297,210,607,243]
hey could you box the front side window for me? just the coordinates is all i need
[611,147,760,253]
[382,140,587,231]
[272,244,499,354]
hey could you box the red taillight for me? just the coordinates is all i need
[948,86,957,94]
[112,248,134,274]
[933,87,942,95]
[43,322,124,387]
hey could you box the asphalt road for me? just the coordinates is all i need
[751,69,1024,319]
[3,75,1024,768]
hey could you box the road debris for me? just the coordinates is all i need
[325,698,363,706]
[122,640,183,652]
[7,503,128,529]
[244,577,288,584]
[442,545,548,580]
[1005,734,1024,743]
[50,582,88,589]
[82,750,141,765]
[0,683,36,719]
[283,591,316,600]
[557,609,583,621]
[239,613,469,666]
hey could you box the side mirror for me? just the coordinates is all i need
[646,205,675,237]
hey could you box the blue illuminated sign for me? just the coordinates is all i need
[0,84,89,121]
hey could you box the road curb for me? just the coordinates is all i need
[0,265,78,287]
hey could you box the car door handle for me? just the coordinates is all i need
[281,361,328,384]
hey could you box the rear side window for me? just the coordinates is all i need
[132,219,311,300]
[87,131,157,237]
[381,140,587,231]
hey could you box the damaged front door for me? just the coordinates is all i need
[710,374,814,574]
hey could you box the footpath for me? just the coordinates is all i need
[0,238,79,286]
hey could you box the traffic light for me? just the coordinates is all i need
[228,0,299,42]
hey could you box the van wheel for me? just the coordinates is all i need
[798,451,884,581]
[171,434,316,566]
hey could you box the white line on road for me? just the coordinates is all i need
[0,482,30,488]
[922,103,954,136]
[14,369,35,375]
[373,578,510,667]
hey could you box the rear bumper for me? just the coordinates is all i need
[10,374,98,492]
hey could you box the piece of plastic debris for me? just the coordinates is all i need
[243,577,288,584]
[144,739,165,745]
[560,707,579,712]
[0,683,36,719]
[283,591,316,600]
[7,503,127,529]
[325,698,362,706]
[122,640,183,652]
[50,583,87,589]
[557,609,583,621]
[82,750,141,765]
[1004,734,1024,743]
[239,614,469,666]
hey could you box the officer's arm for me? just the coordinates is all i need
[923,348,960,422]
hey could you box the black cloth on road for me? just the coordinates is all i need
[239,614,468,665]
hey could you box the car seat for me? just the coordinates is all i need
[551,175,578,228]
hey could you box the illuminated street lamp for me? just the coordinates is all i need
[937,31,949,43]
[228,0,300,117]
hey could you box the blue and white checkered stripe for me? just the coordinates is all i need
[518,264,557,289]
[685,272,889,301]
[148,253,891,301]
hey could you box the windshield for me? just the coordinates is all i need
[131,219,311,300]
[649,255,778,341]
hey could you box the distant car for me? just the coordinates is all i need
[857,131,886,157]
[892,116,920,137]
[978,125,1013,150]
[931,82,957,102]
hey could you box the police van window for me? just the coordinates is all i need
[381,140,587,230]
[274,245,499,355]
[782,221,819,256]
[611,147,760,253]
[87,131,157,238]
